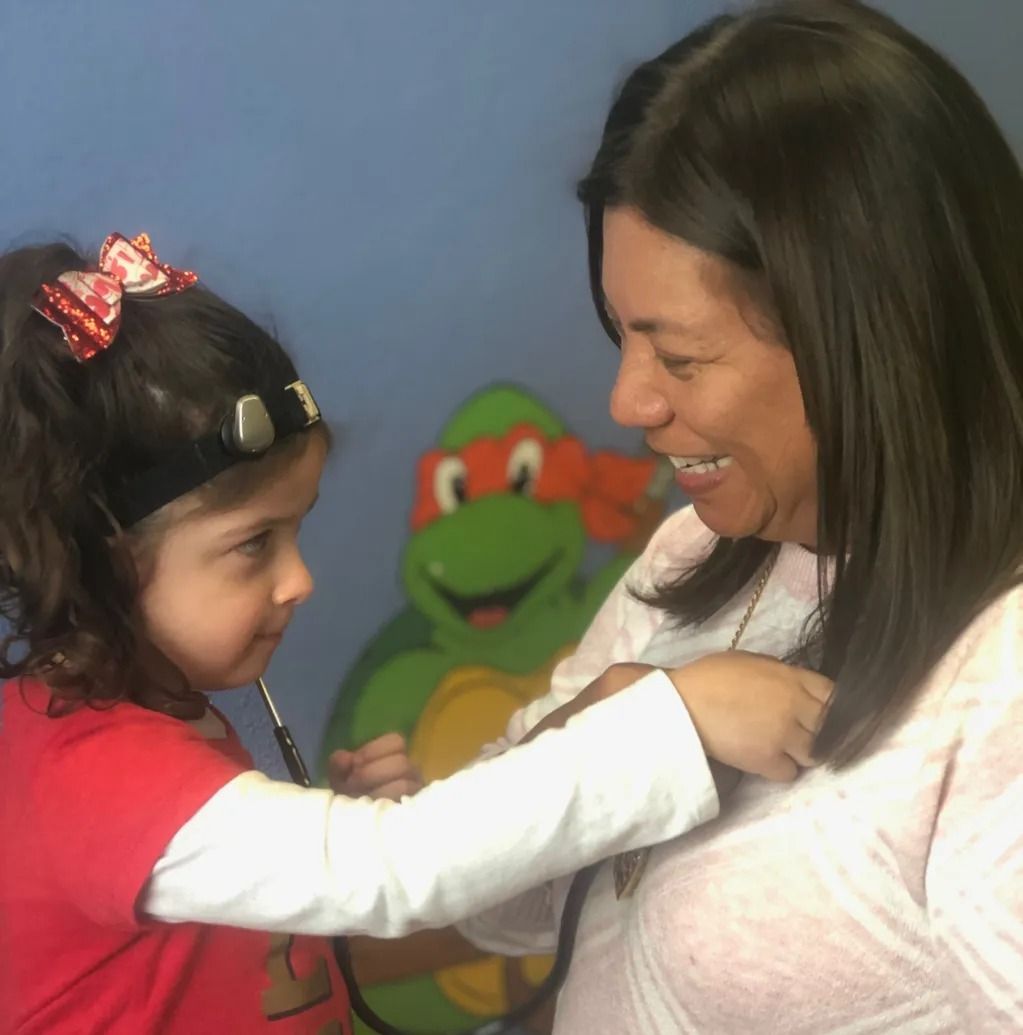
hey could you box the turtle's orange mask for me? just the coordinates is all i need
[411,422,657,543]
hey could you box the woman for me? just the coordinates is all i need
[459,1,1023,1031]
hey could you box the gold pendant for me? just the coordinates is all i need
[611,552,777,904]
[612,847,651,899]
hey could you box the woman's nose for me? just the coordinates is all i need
[609,343,673,429]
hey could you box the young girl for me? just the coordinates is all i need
[0,234,831,1034]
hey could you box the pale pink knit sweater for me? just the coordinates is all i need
[460,507,1023,1033]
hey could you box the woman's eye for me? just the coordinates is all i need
[236,530,272,557]
[662,357,694,377]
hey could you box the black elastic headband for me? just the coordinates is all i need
[111,380,321,527]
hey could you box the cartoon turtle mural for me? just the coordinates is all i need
[319,384,670,1034]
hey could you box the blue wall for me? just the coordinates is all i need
[1,0,1019,774]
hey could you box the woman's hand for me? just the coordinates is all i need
[668,651,833,782]
[327,733,423,802]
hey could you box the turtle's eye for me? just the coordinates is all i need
[507,438,543,496]
[434,456,469,514]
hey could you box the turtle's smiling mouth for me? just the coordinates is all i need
[427,555,561,628]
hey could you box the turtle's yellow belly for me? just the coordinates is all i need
[407,648,575,1017]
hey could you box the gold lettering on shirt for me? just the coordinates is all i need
[262,932,333,1020]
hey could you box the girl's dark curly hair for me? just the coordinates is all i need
[0,239,323,716]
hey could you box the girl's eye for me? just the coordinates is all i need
[236,530,272,557]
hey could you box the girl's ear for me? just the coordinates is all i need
[116,525,158,589]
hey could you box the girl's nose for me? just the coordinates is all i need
[273,547,315,607]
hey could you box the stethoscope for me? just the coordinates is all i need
[255,677,599,1035]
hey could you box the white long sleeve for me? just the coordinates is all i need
[141,670,718,938]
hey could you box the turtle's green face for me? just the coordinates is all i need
[402,493,585,643]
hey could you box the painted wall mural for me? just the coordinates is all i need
[318,384,672,1034]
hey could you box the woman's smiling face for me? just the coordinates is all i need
[602,206,818,546]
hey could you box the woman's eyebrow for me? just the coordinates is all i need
[602,298,706,338]
[628,316,703,337]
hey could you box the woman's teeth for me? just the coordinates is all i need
[670,455,734,475]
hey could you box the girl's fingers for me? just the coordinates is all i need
[350,754,418,791]
[797,671,834,706]
[326,749,356,792]
[796,689,829,734]
[370,778,422,803]
[708,759,743,798]
[760,754,799,783]
[785,724,818,768]
[355,732,408,764]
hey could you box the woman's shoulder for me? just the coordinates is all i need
[940,580,1023,684]
[905,580,1023,744]
[887,581,1023,874]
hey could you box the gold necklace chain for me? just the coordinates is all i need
[612,550,778,901]
[728,553,775,651]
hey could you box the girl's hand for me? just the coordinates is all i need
[518,663,656,745]
[327,733,423,802]
[519,653,833,785]
[668,651,833,782]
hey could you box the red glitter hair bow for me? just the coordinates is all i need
[32,232,198,361]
